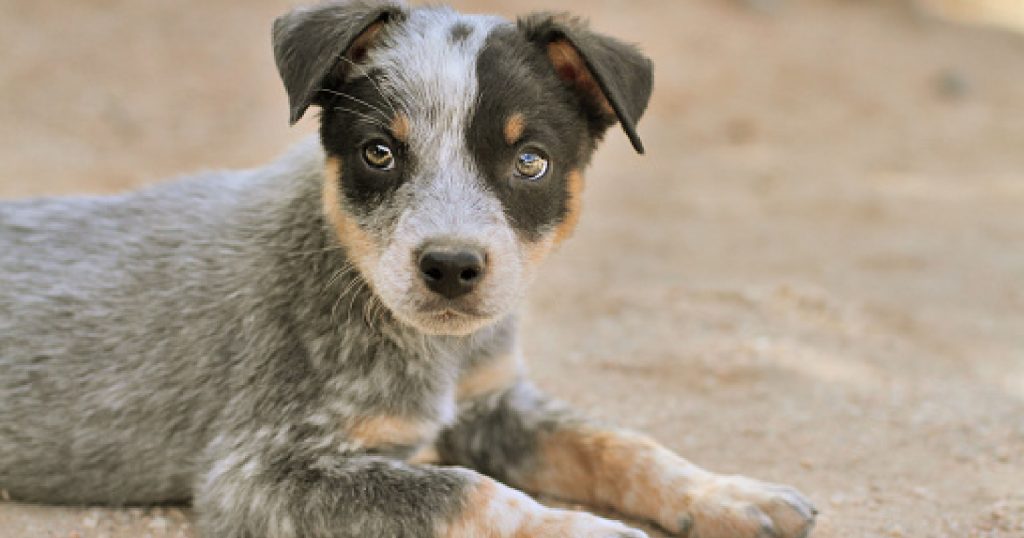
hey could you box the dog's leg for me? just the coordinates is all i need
[193,432,647,538]
[439,355,817,538]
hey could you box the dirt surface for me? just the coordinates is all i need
[1,0,1023,536]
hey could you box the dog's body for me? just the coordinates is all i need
[0,2,816,537]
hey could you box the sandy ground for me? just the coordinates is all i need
[1,0,1022,536]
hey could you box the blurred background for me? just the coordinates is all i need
[1,0,1022,536]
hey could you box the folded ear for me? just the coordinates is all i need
[272,0,406,124]
[519,13,654,154]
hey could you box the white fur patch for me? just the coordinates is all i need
[357,10,523,335]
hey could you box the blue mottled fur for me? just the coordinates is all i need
[0,2,816,537]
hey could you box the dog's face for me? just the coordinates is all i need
[274,1,652,336]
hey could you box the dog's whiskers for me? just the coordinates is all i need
[336,56,399,116]
[333,106,390,130]
[325,265,356,292]
[284,245,348,258]
[318,88,389,118]
[324,263,362,324]
[363,293,387,331]
[341,277,364,320]
[331,270,369,325]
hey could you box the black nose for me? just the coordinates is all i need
[418,244,486,300]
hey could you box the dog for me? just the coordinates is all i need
[0,1,817,537]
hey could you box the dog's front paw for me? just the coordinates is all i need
[444,474,649,538]
[677,475,817,538]
[524,509,650,538]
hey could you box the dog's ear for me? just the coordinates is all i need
[519,13,653,154]
[273,1,406,124]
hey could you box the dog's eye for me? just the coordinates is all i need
[514,151,549,181]
[363,142,396,171]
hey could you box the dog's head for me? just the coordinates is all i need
[273,1,652,336]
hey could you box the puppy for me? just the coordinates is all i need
[0,1,817,537]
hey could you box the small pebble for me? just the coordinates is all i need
[935,69,971,100]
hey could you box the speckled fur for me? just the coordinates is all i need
[0,2,817,538]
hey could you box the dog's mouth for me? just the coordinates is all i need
[402,300,500,336]
[427,308,472,323]
[418,303,490,323]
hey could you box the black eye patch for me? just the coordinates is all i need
[320,77,411,214]
[467,28,593,241]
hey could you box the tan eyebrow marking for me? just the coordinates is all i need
[504,113,527,145]
[390,114,410,142]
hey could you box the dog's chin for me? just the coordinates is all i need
[397,308,497,336]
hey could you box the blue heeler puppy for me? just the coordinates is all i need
[0,1,818,537]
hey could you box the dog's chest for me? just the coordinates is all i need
[296,310,514,460]
[309,340,463,459]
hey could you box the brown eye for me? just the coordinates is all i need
[363,142,395,170]
[514,151,549,180]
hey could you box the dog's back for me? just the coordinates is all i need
[0,142,325,504]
